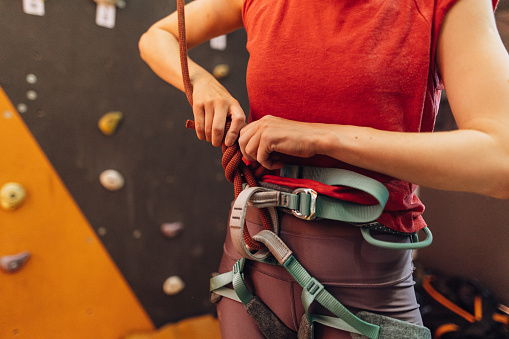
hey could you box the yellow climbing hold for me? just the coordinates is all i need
[212,64,230,80]
[98,111,123,136]
[0,182,26,210]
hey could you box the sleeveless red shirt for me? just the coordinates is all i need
[242,0,498,233]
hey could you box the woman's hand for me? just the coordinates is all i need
[238,115,326,170]
[191,72,246,147]
[138,0,245,147]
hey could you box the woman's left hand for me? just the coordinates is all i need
[238,115,327,170]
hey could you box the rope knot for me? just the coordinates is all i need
[185,119,272,250]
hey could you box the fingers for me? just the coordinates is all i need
[239,123,259,162]
[192,104,206,141]
[225,103,246,147]
[206,100,228,147]
[191,75,246,147]
[193,98,245,147]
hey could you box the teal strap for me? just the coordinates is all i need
[311,314,363,335]
[209,259,254,305]
[232,258,254,305]
[210,270,242,303]
[275,167,389,223]
[210,271,233,291]
[213,286,241,302]
[284,255,380,339]
[209,247,380,338]
[313,168,389,223]
[360,226,433,250]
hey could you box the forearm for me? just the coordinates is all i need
[139,27,211,92]
[139,2,247,147]
[318,124,509,198]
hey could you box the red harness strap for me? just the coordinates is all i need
[177,1,272,250]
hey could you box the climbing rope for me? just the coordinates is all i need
[177,0,272,250]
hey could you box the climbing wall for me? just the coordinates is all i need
[0,0,250,330]
[0,87,154,337]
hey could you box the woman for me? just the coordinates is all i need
[139,0,509,337]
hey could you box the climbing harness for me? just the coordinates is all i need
[175,1,432,337]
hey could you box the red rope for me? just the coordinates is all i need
[185,120,271,250]
[177,1,272,250]
[176,0,193,106]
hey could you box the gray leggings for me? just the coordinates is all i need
[216,206,423,338]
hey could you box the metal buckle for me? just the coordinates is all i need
[292,188,317,220]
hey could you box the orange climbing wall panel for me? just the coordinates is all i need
[0,87,154,337]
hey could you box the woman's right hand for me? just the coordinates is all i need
[138,0,245,147]
[191,72,246,147]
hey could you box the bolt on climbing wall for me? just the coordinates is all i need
[0,0,251,329]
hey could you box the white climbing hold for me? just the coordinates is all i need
[26,74,37,84]
[99,169,124,191]
[26,90,37,101]
[17,103,28,113]
[163,276,186,295]
[0,182,27,210]
[160,222,184,239]
[1,252,30,273]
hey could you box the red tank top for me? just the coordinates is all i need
[242,0,498,233]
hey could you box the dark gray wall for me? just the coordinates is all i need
[0,0,250,327]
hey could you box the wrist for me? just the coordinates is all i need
[189,66,213,87]
[312,124,341,158]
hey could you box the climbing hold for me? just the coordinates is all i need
[0,182,26,210]
[26,90,37,101]
[17,103,27,113]
[160,222,184,239]
[116,0,126,9]
[133,230,142,239]
[210,34,227,51]
[98,111,123,136]
[1,252,30,273]
[26,74,37,84]
[163,276,186,295]
[213,64,230,80]
[99,169,124,191]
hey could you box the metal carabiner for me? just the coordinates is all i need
[292,188,318,220]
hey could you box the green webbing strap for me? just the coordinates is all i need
[209,259,255,305]
[269,167,390,223]
[232,258,254,305]
[311,168,389,223]
[210,271,233,291]
[209,252,381,338]
[360,226,433,250]
[283,255,380,339]
[210,271,242,303]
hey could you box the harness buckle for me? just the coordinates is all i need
[292,188,317,220]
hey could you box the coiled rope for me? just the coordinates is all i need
[177,0,272,250]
